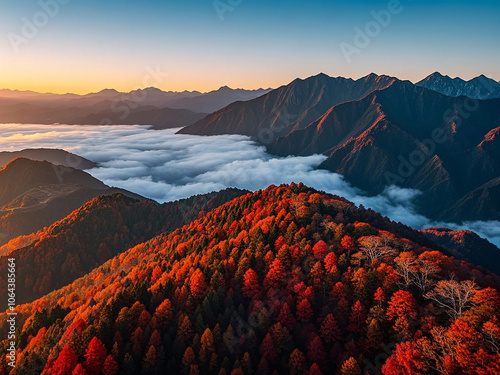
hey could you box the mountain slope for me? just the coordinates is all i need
[0,158,142,245]
[269,80,500,221]
[420,227,500,273]
[0,188,246,304]
[416,72,500,99]
[178,73,397,141]
[1,184,498,375]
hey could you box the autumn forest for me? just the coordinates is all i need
[1,184,499,375]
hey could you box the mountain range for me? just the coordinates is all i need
[416,72,500,99]
[1,71,499,375]
[177,73,398,139]
[0,86,271,128]
[179,73,500,223]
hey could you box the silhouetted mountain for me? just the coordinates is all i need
[420,227,500,274]
[178,73,397,140]
[0,89,80,101]
[0,158,142,245]
[0,86,271,126]
[2,184,498,375]
[165,86,272,113]
[0,188,246,303]
[71,86,270,112]
[0,148,96,169]
[416,72,500,99]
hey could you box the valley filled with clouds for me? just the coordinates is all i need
[1,123,499,247]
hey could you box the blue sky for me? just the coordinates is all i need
[1,0,499,93]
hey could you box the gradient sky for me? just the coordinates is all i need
[1,0,499,94]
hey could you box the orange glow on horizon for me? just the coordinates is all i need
[0,75,280,95]
[1,65,497,96]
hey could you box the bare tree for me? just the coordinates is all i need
[422,328,454,375]
[483,322,500,354]
[395,252,440,293]
[394,251,418,289]
[355,236,398,263]
[424,278,477,319]
[412,259,440,294]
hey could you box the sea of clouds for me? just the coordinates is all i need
[1,124,499,247]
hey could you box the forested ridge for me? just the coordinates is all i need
[0,188,246,304]
[1,183,499,375]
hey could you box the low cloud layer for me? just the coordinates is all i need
[1,124,499,247]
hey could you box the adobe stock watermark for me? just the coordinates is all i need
[340,0,407,63]
[213,0,243,21]
[7,0,71,54]
[6,258,17,369]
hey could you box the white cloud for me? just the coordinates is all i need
[1,124,499,248]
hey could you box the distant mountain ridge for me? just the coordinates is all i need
[416,72,500,99]
[0,97,207,129]
[0,148,96,169]
[0,86,272,127]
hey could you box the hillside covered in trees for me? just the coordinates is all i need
[0,189,245,304]
[1,184,499,375]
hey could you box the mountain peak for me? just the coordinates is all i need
[141,86,164,93]
[470,74,500,85]
[314,72,330,78]
[417,72,500,99]
[179,72,404,140]
[1,157,30,170]
[1,157,53,171]
[85,88,120,97]
[424,72,449,81]
[98,88,119,94]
